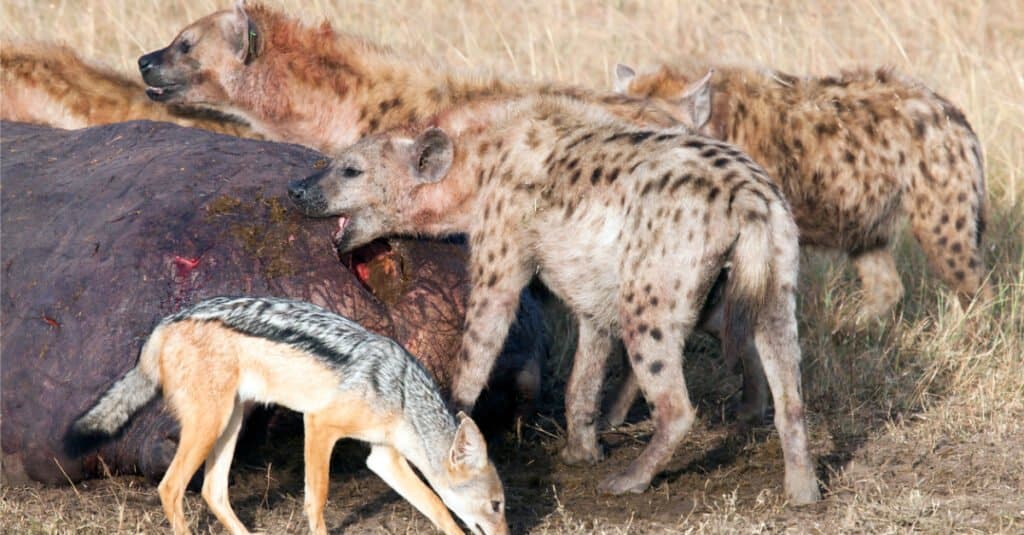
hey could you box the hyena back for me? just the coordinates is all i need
[135,1,676,154]
[0,42,255,136]
[287,95,820,503]
[616,64,991,322]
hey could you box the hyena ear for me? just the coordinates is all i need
[613,63,637,94]
[677,69,714,130]
[229,0,261,64]
[448,411,488,474]
[410,127,454,184]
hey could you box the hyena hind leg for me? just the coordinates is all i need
[598,270,707,495]
[754,293,820,504]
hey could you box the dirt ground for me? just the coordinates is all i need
[2,0,1023,533]
[4,308,1023,534]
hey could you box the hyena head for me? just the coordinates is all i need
[435,413,508,535]
[614,64,716,134]
[287,127,455,253]
[137,1,257,106]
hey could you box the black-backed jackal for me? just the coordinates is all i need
[70,296,507,535]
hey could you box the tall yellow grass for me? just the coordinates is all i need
[2,1,1022,532]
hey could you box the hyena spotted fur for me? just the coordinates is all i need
[137,1,676,155]
[287,95,821,503]
[615,64,991,322]
[0,42,255,136]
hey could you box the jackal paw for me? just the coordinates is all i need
[559,442,604,465]
[598,467,650,495]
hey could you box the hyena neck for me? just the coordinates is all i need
[401,102,530,236]
[235,5,543,152]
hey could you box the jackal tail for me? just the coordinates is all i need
[70,326,167,438]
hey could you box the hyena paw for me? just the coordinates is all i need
[785,471,822,505]
[598,467,650,495]
[559,441,605,466]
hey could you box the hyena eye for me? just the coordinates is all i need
[178,40,192,54]
[342,167,364,178]
[490,500,501,514]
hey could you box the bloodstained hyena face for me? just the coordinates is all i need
[287,128,454,254]
[137,3,253,105]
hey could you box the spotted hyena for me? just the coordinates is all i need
[286,95,821,503]
[0,42,254,136]
[135,1,676,155]
[615,64,991,323]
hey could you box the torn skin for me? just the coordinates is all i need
[339,239,408,305]
[172,255,201,275]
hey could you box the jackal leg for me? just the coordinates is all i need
[302,413,340,535]
[201,399,250,534]
[158,399,236,535]
[366,445,463,535]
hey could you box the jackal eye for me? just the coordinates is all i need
[490,500,501,513]
[178,40,192,54]
[342,167,363,178]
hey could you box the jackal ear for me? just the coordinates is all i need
[677,69,714,130]
[448,411,488,474]
[410,127,454,184]
[613,64,637,94]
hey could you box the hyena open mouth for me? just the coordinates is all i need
[145,84,182,102]
[340,239,402,300]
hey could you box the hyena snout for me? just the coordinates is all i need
[137,50,163,74]
[138,48,181,102]
[287,172,329,216]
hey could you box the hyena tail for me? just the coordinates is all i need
[71,325,167,439]
[721,199,793,358]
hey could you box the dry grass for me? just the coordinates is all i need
[2,0,1023,533]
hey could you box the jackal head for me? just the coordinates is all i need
[138,1,258,106]
[287,127,456,254]
[436,412,508,535]
[614,64,716,134]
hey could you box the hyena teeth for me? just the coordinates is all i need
[333,216,350,243]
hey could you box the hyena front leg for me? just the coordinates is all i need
[561,318,615,465]
[908,183,991,311]
[452,257,534,412]
[850,247,904,325]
